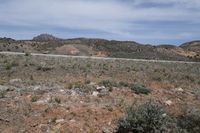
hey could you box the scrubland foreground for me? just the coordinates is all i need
[0,54,200,133]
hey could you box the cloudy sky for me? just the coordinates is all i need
[0,0,200,44]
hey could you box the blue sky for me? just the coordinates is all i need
[0,0,200,45]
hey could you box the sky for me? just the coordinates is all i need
[0,0,200,45]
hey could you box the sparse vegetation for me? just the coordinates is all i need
[5,63,13,70]
[193,88,200,100]
[0,90,6,98]
[0,51,199,132]
[4,61,18,70]
[31,95,39,102]
[67,82,86,90]
[66,81,96,94]
[37,65,53,71]
[50,117,57,124]
[85,79,91,84]
[119,81,129,87]
[130,84,152,95]
[177,109,200,132]
[99,80,118,88]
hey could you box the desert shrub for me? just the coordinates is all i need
[4,61,19,70]
[30,75,34,80]
[177,109,200,133]
[86,64,91,68]
[54,97,61,104]
[152,76,162,82]
[99,80,118,88]
[0,90,6,98]
[50,117,57,124]
[31,95,39,102]
[11,61,19,66]
[184,75,195,82]
[37,65,52,71]
[5,63,13,70]
[67,82,95,94]
[69,82,85,89]
[130,84,152,95]
[85,80,91,84]
[119,81,129,87]
[116,101,169,133]
[66,83,73,90]
[192,88,200,100]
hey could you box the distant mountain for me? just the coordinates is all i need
[32,34,61,41]
[0,34,199,62]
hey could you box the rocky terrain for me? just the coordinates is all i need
[0,34,200,62]
[0,53,200,133]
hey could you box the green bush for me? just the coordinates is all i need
[130,84,152,95]
[116,101,169,133]
[177,109,200,133]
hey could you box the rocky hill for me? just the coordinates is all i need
[0,34,199,61]
[32,34,61,42]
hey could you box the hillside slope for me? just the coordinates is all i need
[0,34,199,61]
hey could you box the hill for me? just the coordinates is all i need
[0,34,199,61]
[180,41,200,55]
[32,34,61,42]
